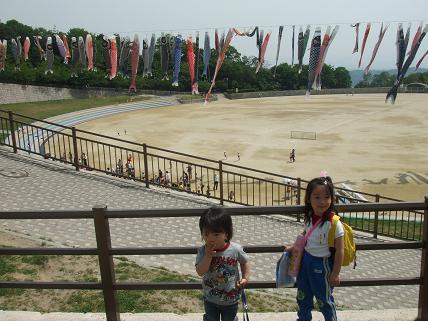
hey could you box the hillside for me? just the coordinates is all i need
[349,67,428,87]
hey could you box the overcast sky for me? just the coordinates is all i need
[1,0,428,70]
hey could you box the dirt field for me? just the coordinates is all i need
[76,93,428,201]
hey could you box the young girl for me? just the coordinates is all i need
[291,176,344,321]
[196,207,250,321]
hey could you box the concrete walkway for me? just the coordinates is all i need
[0,309,420,321]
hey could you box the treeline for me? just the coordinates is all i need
[0,19,352,92]
[355,71,428,88]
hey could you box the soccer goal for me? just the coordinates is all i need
[290,131,316,140]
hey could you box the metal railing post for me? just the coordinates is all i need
[71,127,79,171]
[93,205,121,321]
[219,160,224,205]
[296,178,302,222]
[417,197,428,321]
[143,144,150,188]
[8,111,17,153]
[373,194,380,239]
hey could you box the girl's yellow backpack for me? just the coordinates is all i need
[328,214,357,268]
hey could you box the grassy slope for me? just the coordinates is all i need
[0,96,151,123]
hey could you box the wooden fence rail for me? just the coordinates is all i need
[0,200,427,321]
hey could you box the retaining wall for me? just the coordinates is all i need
[224,87,427,100]
[0,83,190,104]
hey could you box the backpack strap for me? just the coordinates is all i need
[303,218,322,243]
[328,214,340,247]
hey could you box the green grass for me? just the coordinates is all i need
[0,95,151,124]
[345,216,423,240]
[0,249,296,313]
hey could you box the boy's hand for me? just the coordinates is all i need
[205,242,216,257]
[236,278,248,289]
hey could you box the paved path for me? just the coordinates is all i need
[0,309,419,321]
[0,148,421,311]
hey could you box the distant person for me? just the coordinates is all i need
[224,151,227,160]
[228,190,235,201]
[165,170,171,185]
[195,207,250,321]
[213,173,219,190]
[237,152,240,161]
[182,171,189,187]
[81,153,88,167]
[117,159,124,175]
[290,148,296,163]
[158,169,163,184]
[187,164,193,179]
[284,178,298,200]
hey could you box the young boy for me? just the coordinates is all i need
[196,207,250,321]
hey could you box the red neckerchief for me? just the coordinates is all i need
[311,211,334,225]
[214,242,230,252]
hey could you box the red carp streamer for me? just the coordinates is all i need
[358,23,371,68]
[205,28,235,103]
[110,37,117,80]
[408,23,423,55]
[364,23,389,75]
[416,48,428,69]
[23,37,30,61]
[62,35,71,61]
[86,35,94,71]
[187,35,197,94]
[129,34,140,92]
[255,32,271,73]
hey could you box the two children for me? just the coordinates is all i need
[195,176,344,321]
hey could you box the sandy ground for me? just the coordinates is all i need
[76,93,428,201]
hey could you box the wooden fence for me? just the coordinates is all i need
[0,201,427,321]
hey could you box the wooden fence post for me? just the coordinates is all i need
[143,144,150,188]
[71,127,79,171]
[219,160,224,205]
[373,194,380,239]
[93,205,121,321]
[8,111,17,153]
[417,197,428,321]
[296,178,302,222]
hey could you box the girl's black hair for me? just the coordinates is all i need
[199,207,233,242]
[304,176,336,225]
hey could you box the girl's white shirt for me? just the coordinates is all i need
[304,220,344,257]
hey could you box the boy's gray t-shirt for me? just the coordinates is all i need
[195,242,249,305]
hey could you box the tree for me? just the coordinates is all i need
[333,67,352,88]
[0,19,355,93]
[404,72,428,85]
